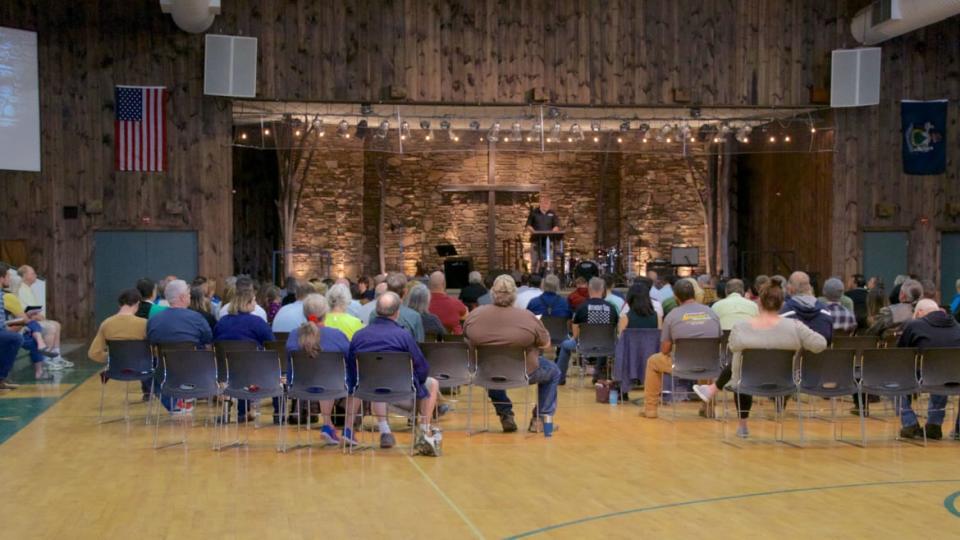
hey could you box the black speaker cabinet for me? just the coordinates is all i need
[443,257,472,289]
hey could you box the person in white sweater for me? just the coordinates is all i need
[693,282,827,438]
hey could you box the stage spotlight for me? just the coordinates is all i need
[487,121,501,142]
[400,121,411,140]
[376,120,389,139]
[470,120,481,130]
[337,120,350,138]
[590,121,601,132]
[551,121,561,139]
[784,135,791,142]
[419,120,431,130]
[356,119,369,138]
[239,132,247,140]
[263,128,270,136]
[511,122,522,140]
[570,123,584,141]
[547,107,560,119]
[360,103,373,116]
[619,121,630,132]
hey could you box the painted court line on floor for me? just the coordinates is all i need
[504,478,960,539]
[405,454,486,540]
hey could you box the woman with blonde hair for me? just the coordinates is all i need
[286,293,351,444]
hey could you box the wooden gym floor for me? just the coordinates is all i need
[0,343,958,539]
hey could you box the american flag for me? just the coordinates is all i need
[114,86,166,172]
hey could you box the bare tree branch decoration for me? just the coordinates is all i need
[684,154,714,275]
[275,114,319,276]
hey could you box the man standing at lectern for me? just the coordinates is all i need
[526,194,560,273]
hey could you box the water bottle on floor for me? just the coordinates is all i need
[609,388,619,405]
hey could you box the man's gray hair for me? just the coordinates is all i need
[697,274,711,286]
[726,278,744,295]
[543,274,560,293]
[588,277,605,294]
[164,279,189,301]
[326,283,352,310]
[468,271,482,285]
[404,283,430,314]
[822,277,845,301]
[376,291,402,317]
[386,272,408,295]
[900,279,923,304]
[894,274,908,287]
[787,271,813,295]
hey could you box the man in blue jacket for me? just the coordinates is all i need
[781,271,834,344]
[347,292,440,455]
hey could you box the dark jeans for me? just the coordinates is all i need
[0,330,24,379]
[716,364,752,419]
[487,356,562,417]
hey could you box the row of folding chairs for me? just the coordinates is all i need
[98,339,543,452]
[661,337,960,446]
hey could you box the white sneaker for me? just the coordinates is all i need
[415,427,441,457]
[736,425,749,439]
[44,359,64,371]
[692,384,713,403]
[55,356,74,368]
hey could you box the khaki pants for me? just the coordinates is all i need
[643,353,672,416]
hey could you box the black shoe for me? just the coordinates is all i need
[558,380,566,386]
[924,424,943,440]
[900,424,924,439]
[499,413,518,433]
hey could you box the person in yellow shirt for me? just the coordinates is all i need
[88,289,148,363]
[324,283,364,340]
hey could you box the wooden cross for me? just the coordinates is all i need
[440,142,540,267]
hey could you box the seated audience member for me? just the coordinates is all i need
[567,276,590,311]
[464,275,561,436]
[428,271,468,334]
[458,271,487,310]
[88,289,147,363]
[895,299,960,440]
[357,281,388,324]
[346,292,441,454]
[324,283,364,340]
[146,279,213,412]
[135,278,157,319]
[866,284,889,328]
[642,279,721,418]
[281,276,299,306]
[781,271,834,343]
[618,282,660,332]
[515,274,543,309]
[950,278,960,316]
[867,278,922,337]
[692,283,826,437]
[367,273,425,342]
[271,280,314,332]
[356,276,374,303]
[213,287,275,344]
[285,293,351,443]
[662,277,701,316]
[603,275,625,313]
[697,274,717,305]
[8,268,65,367]
[189,285,217,332]
[821,278,857,336]
[263,285,282,324]
[332,277,362,318]
[648,270,674,303]
[476,273,497,306]
[845,274,869,329]
[897,298,960,440]
[632,276,664,320]
[527,274,572,318]
[748,275,769,303]
[920,279,938,302]
[889,274,908,306]
[405,283,445,338]
[0,299,24,391]
[556,277,618,385]
[710,278,758,330]
[15,265,42,312]
[1,266,59,378]
[155,275,177,308]
[218,277,268,322]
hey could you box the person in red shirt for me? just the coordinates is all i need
[567,276,590,311]
[428,271,468,334]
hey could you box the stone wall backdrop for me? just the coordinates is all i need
[290,138,710,279]
[619,150,709,276]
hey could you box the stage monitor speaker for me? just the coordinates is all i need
[435,243,458,257]
[830,47,881,107]
[443,257,472,289]
[204,34,257,97]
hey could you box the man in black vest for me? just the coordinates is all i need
[526,194,560,274]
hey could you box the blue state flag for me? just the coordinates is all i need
[901,99,947,175]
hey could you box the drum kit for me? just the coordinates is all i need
[566,246,622,284]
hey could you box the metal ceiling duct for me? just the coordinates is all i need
[851,0,960,45]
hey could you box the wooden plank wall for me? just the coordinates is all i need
[0,2,233,336]
[831,15,960,286]
[0,0,864,336]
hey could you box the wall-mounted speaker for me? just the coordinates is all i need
[204,34,257,98]
[830,47,881,107]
